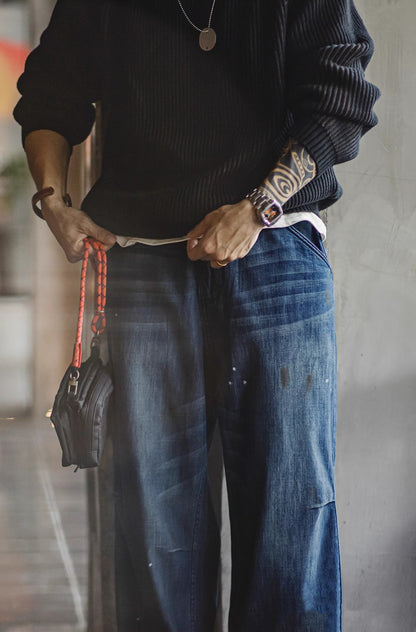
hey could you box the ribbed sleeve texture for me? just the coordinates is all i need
[286,0,380,175]
[14,0,105,146]
[14,0,380,238]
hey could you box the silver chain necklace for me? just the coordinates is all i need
[176,0,217,51]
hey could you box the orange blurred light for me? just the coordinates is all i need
[0,39,29,118]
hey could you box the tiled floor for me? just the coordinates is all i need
[0,416,88,632]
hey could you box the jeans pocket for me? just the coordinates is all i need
[287,221,331,270]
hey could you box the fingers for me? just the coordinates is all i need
[188,242,229,263]
[186,217,208,241]
[187,238,200,250]
[186,202,263,264]
[44,204,116,263]
[70,224,116,262]
[88,221,117,249]
[210,259,229,269]
[187,226,260,266]
[63,236,88,262]
[187,223,228,262]
[186,220,207,258]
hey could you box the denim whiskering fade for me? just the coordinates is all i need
[106,223,341,632]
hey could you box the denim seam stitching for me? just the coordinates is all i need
[287,224,332,271]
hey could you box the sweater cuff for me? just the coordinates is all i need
[290,118,338,176]
[14,98,95,149]
[21,127,73,154]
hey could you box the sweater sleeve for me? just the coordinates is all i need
[13,0,106,148]
[285,0,380,175]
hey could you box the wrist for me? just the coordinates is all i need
[32,186,72,219]
[240,198,264,230]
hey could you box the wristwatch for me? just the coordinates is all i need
[247,187,284,227]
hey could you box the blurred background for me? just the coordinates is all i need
[0,0,31,413]
[0,0,415,631]
[0,2,93,631]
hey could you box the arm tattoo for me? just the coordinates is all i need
[262,138,316,203]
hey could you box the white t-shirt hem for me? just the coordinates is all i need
[115,211,327,248]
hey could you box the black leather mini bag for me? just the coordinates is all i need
[50,238,113,469]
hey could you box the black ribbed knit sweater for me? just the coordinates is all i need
[14,0,379,238]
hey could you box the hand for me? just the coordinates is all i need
[42,198,117,262]
[186,199,263,268]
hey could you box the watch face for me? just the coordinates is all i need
[262,204,283,226]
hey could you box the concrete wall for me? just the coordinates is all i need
[329,1,416,630]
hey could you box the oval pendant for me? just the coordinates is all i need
[199,27,216,51]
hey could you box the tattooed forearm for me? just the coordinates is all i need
[262,138,316,203]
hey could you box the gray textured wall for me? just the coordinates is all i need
[328,0,416,630]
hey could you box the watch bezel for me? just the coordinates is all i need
[247,187,284,227]
[259,203,283,227]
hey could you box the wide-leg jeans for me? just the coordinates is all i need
[106,223,341,632]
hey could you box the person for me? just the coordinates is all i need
[14,1,379,629]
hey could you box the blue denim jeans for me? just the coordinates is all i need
[106,223,341,631]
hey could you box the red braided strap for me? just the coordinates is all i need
[71,238,108,369]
